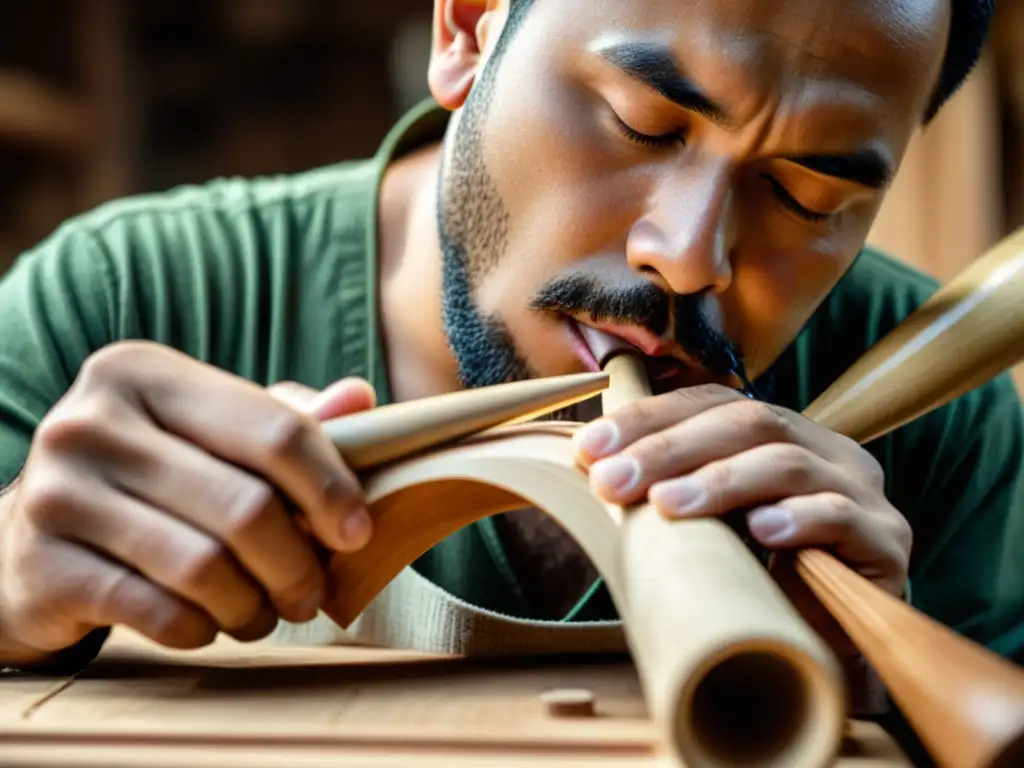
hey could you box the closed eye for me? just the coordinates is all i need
[761,174,831,223]
[611,113,686,150]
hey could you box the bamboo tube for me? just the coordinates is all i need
[604,355,847,768]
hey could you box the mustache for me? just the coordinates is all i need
[528,274,744,379]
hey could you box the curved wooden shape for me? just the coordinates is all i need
[323,423,846,768]
[795,226,1024,768]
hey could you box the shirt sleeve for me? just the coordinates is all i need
[0,223,119,488]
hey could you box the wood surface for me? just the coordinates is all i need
[0,628,909,768]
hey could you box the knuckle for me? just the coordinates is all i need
[732,399,791,439]
[822,493,859,535]
[260,408,312,462]
[220,478,279,538]
[172,540,232,592]
[889,512,914,552]
[631,430,676,467]
[700,459,733,493]
[692,383,736,400]
[77,342,145,385]
[615,398,660,430]
[19,476,78,529]
[772,443,815,488]
[145,600,217,649]
[859,453,887,491]
[35,400,113,453]
[88,568,136,618]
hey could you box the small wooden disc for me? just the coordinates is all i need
[540,688,597,718]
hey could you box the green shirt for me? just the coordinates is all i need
[2,100,1023,667]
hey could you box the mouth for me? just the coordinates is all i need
[564,317,708,388]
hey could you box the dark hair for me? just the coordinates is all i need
[503,0,993,124]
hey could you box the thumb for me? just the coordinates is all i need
[308,378,377,421]
[268,378,377,421]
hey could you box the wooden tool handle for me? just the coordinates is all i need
[798,226,1024,767]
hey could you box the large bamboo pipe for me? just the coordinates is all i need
[605,354,847,768]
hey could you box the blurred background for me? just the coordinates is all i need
[1,0,1022,380]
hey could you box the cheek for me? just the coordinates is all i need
[481,70,650,280]
[730,244,854,376]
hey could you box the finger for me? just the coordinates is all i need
[87,423,330,622]
[573,384,744,466]
[268,378,376,421]
[267,381,323,411]
[86,346,372,553]
[743,494,906,585]
[15,535,218,652]
[33,473,281,632]
[308,378,376,421]
[646,443,867,519]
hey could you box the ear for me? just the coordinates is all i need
[428,0,504,111]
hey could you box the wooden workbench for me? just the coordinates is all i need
[0,628,910,767]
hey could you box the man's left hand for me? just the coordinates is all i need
[573,384,913,605]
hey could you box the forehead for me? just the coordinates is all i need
[510,0,950,145]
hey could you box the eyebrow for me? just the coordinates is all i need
[781,151,893,190]
[596,40,894,190]
[596,41,733,127]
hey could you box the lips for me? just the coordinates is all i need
[567,319,698,388]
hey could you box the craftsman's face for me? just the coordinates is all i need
[429,0,949,391]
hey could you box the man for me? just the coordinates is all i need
[0,0,1019,727]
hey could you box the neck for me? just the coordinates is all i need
[377,142,462,404]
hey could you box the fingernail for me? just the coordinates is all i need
[650,477,705,516]
[589,456,640,495]
[574,420,620,459]
[340,508,373,549]
[747,507,796,543]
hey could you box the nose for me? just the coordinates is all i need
[626,162,735,296]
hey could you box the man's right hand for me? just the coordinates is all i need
[0,341,376,666]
